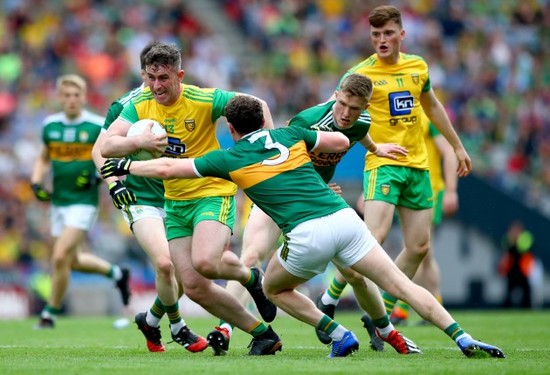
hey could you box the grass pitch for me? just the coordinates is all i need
[1,310,549,375]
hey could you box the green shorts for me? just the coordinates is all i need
[432,189,444,226]
[363,165,433,210]
[164,196,236,240]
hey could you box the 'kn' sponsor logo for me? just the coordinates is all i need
[389,91,414,116]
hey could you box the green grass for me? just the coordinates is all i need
[1,310,549,375]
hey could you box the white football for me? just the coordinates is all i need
[126,119,167,160]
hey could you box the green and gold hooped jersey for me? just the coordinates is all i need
[424,114,445,193]
[42,110,103,206]
[341,52,430,171]
[120,84,238,200]
[104,85,165,207]
[288,100,371,183]
[194,126,349,234]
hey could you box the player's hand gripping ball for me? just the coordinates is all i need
[126,119,167,160]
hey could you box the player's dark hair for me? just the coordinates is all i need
[225,96,264,135]
[369,5,402,28]
[143,42,182,72]
[339,73,373,99]
[140,40,162,70]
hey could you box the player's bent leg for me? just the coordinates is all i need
[191,222,277,322]
[170,236,270,333]
[226,207,280,306]
[264,256,356,358]
[263,255,320,326]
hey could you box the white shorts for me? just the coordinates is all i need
[121,205,166,230]
[277,207,378,279]
[50,204,98,237]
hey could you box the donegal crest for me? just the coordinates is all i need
[411,73,419,85]
[185,119,196,132]
[381,184,390,196]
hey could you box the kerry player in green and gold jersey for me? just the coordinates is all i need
[30,74,130,329]
[315,5,472,349]
[223,74,412,353]
[100,42,281,356]
[100,95,505,360]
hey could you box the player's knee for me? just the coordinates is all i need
[240,250,262,268]
[262,281,278,300]
[407,241,430,259]
[184,280,214,305]
[193,258,219,279]
[52,253,71,270]
[343,270,366,287]
[154,257,174,280]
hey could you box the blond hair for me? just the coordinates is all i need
[56,74,87,93]
[339,73,373,99]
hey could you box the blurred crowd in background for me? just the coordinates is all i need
[0,0,549,293]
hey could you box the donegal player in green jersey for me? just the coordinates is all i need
[100,42,281,355]
[92,41,205,353]
[101,95,505,359]
[315,5,472,348]
[30,74,130,329]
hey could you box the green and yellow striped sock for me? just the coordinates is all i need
[317,315,339,336]
[150,297,165,319]
[381,292,398,315]
[250,321,269,337]
[327,277,347,300]
[444,322,465,341]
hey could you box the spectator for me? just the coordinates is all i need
[498,221,536,308]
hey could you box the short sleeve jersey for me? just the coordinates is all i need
[103,85,164,207]
[193,126,349,234]
[424,114,445,192]
[288,100,371,183]
[42,110,103,206]
[341,52,431,171]
[120,84,238,200]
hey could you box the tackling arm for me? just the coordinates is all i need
[313,131,350,153]
[101,157,198,180]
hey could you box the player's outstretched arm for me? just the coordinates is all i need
[101,157,197,180]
